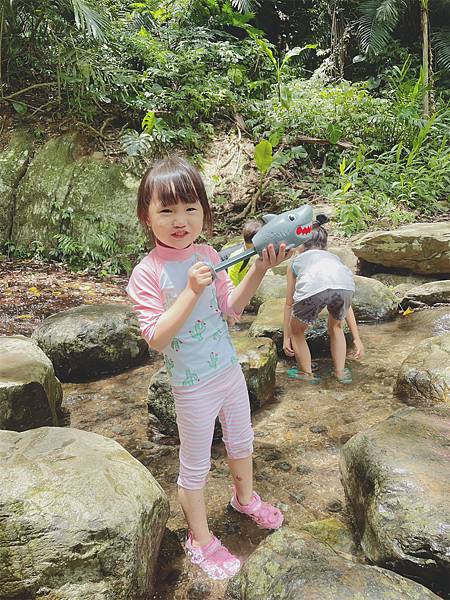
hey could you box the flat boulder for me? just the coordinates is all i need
[340,406,450,596]
[148,336,277,437]
[353,275,398,321]
[401,280,450,308]
[352,223,450,274]
[0,335,64,431]
[0,427,169,600]
[395,334,450,407]
[32,304,149,381]
[225,527,440,600]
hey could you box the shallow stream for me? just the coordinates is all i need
[63,306,450,600]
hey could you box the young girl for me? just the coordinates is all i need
[283,217,364,384]
[127,157,288,580]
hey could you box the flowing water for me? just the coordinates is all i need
[63,306,450,600]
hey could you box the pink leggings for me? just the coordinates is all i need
[172,364,254,490]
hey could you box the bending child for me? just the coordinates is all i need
[283,217,364,384]
[127,157,290,581]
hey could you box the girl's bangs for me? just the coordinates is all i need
[155,173,200,207]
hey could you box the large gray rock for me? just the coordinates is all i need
[0,427,169,600]
[0,335,64,431]
[148,336,277,437]
[251,271,286,311]
[395,334,450,407]
[353,275,398,321]
[0,130,34,245]
[328,245,358,272]
[9,133,144,253]
[352,223,450,274]
[340,406,450,596]
[225,527,441,600]
[248,298,350,355]
[32,304,149,381]
[401,280,450,308]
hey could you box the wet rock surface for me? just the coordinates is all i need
[0,335,64,430]
[32,303,149,381]
[340,405,450,597]
[225,527,441,600]
[395,334,450,406]
[0,427,169,600]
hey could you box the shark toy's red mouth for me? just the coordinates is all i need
[296,223,312,236]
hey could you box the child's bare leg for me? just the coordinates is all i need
[228,455,253,505]
[178,486,211,547]
[328,314,346,377]
[290,317,313,374]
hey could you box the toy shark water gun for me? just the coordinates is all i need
[211,204,314,277]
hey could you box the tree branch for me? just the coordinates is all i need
[2,82,57,101]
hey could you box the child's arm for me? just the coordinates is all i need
[128,262,212,353]
[283,266,296,357]
[229,243,291,314]
[150,263,213,351]
[345,306,364,359]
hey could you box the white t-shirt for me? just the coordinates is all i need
[292,249,355,303]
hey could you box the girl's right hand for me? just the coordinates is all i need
[283,336,295,357]
[187,262,213,295]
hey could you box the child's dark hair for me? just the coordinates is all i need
[242,219,262,244]
[303,214,329,250]
[137,157,213,236]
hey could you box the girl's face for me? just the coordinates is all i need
[147,196,204,249]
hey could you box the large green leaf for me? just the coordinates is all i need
[254,140,273,173]
[280,44,317,70]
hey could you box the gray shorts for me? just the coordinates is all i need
[292,289,354,325]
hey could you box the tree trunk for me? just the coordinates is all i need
[330,1,345,79]
[420,0,431,117]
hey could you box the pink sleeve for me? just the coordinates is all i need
[207,247,241,320]
[126,262,164,344]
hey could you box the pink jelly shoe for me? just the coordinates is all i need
[185,533,241,580]
[230,487,284,529]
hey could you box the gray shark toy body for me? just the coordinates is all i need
[212,204,313,276]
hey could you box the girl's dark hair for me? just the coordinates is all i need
[303,213,329,250]
[242,219,262,244]
[137,157,213,236]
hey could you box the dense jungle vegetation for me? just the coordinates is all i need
[1,0,449,272]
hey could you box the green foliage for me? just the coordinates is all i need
[332,119,450,235]
[253,136,308,200]
[2,223,148,275]
[250,78,395,151]
[250,58,449,235]
[250,35,316,107]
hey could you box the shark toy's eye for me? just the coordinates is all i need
[288,215,295,221]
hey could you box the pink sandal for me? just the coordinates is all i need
[185,533,241,580]
[230,487,284,529]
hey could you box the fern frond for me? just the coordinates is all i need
[68,0,106,40]
[231,0,259,13]
[358,0,404,54]
[433,30,450,72]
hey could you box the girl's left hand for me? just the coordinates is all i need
[255,243,293,273]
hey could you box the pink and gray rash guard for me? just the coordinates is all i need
[126,243,240,387]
